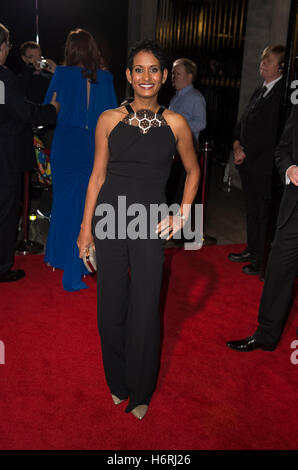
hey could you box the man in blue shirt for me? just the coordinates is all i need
[169,58,206,142]
[166,58,206,204]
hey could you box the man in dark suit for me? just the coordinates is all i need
[228,45,286,275]
[19,41,57,218]
[0,23,57,283]
[227,103,298,351]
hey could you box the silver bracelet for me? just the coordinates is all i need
[176,212,186,221]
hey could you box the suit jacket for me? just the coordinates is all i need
[19,65,54,171]
[0,65,56,174]
[275,104,298,228]
[233,78,284,175]
[19,65,52,104]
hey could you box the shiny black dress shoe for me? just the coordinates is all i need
[242,263,260,275]
[0,269,25,282]
[228,248,255,263]
[226,336,277,352]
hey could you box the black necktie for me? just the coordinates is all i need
[251,86,267,111]
[261,85,267,97]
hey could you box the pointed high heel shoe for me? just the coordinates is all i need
[111,394,125,405]
[131,405,148,420]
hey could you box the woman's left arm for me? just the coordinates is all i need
[157,113,200,239]
[43,67,59,104]
[174,114,201,218]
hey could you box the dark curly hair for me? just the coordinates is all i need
[127,39,168,72]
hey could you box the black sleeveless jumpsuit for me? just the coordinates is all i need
[93,104,176,412]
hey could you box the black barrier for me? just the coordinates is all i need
[15,171,44,255]
[198,142,217,246]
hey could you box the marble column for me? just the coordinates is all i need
[127,0,158,50]
[126,0,158,96]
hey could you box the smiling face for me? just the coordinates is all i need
[126,50,168,100]
[259,52,282,83]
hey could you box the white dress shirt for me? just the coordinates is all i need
[263,75,283,97]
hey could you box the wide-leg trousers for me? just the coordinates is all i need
[95,236,165,412]
[254,195,298,345]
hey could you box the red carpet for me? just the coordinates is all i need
[0,244,297,450]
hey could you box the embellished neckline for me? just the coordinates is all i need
[122,106,167,135]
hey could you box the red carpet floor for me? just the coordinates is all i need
[0,244,297,450]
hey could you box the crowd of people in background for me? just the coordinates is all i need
[0,23,57,284]
[1,20,298,418]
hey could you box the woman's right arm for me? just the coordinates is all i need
[77,112,111,258]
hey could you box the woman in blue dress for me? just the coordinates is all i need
[43,29,118,291]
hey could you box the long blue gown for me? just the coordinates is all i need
[43,66,118,291]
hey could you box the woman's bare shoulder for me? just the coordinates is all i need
[163,108,187,125]
[163,108,190,134]
[96,106,131,137]
[97,106,128,130]
[100,106,127,121]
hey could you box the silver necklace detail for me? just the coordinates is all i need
[123,108,167,134]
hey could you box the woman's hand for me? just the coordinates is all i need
[156,214,186,240]
[50,92,60,113]
[77,228,95,258]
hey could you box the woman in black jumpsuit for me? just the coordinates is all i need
[77,40,200,420]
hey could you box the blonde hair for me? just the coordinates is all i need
[173,58,197,82]
[0,23,9,47]
[261,45,286,68]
